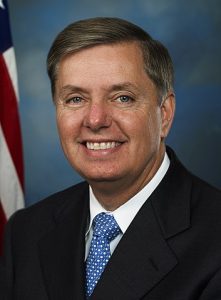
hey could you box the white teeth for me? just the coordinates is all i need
[86,142,120,150]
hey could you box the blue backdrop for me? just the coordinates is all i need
[8,0,221,206]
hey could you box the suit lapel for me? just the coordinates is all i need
[91,148,192,299]
[151,148,192,239]
[38,183,89,300]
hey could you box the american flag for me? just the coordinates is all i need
[0,0,24,254]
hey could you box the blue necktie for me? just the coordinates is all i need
[85,212,121,298]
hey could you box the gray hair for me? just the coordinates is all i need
[47,17,174,101]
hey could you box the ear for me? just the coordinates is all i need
[160,92,175,139]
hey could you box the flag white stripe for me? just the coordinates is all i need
[3,47,19,101]
[0,125,24,218]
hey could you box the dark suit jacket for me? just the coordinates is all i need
[1,148,221,300]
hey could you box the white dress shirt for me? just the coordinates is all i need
[85,152,170,259]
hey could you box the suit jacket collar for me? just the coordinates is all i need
[151,146,192,239]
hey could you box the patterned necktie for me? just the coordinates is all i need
[85,212,121,298]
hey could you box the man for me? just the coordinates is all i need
[1,17,221,299]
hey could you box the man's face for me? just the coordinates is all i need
[55,42,174,192]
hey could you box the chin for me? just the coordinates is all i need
[79,170,124,183]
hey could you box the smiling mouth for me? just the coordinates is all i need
[86,141,121,150]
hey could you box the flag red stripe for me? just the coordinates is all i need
[0,53,24,190]
[0,202,6,256]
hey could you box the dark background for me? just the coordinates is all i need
[8,0,221,206]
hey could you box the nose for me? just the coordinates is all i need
[83,102,112,131]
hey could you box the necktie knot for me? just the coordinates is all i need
[92,212,121,242]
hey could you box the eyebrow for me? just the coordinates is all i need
[107,82,140,93]
[59,85,89,97]
[59,82,139,96]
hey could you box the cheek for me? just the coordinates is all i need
[56,111,78,141]
[123,108,158,139]
[148,110,161,135]
[133,108,162,149]
[56,115,67,140]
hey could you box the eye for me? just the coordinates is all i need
[117,95,133,103]
[65,96,83,104]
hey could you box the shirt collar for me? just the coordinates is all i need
[86,152,170,236]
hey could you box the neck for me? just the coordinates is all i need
[89,147,166,211]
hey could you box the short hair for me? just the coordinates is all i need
[47,17,174,101]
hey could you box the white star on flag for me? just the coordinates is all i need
[0,0,5,9]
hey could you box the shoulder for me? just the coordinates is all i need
[190,175,221,224]
[191,173,221,200]
[16,180,88,216]
[166,146,221,216]
[167,146,221,197]
[6,181,89,237]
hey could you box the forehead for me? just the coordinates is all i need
[58,42,145,74]
[55,42,156,98]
